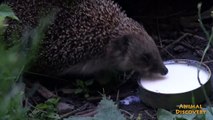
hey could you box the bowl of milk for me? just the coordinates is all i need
[138,59,212,109]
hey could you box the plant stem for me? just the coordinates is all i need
[197,3,213,115]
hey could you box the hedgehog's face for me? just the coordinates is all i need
[108,34,168,76]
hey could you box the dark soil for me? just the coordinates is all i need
[25,0,213,120]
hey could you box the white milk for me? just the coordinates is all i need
[140,64,210,94]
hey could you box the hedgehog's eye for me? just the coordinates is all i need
[140,54,150,64]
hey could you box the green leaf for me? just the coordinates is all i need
[47,112,60,119]
[194,115,205,120]
[76,80,84,87]
[46,98,60,105]
[0,4,19,20]
[157,109,174,120]
[203,107,213,120]
[74,88,83,94]
[36,103,50,110]
[85,80,94,86]
[175,114,196,120]
[94,97,126,120]
[0,4,18,29]
[65,96,126,120]
[0,4,59,120]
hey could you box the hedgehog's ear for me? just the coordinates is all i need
[111,35,129,55]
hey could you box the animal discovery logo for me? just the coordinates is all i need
[176,104,207,114]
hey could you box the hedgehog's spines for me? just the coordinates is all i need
[6,0,168,78]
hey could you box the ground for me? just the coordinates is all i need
[24,1,213,120]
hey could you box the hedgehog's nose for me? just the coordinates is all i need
[160,66,168,75]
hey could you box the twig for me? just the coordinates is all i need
[60,103,89,118]
[180,32,206,41]
[75,108,97,117]
[164,33,189,50]
[156,18,163,48]
[37,83,57,99]
[144,110,155,119]
[116,90,120,101]
[161,49,175,59]
[120,109,134,119]
[203,60,213,64]
[179,42,196,50]
[194,50,203,57]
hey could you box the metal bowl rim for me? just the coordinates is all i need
[137,59,212,95]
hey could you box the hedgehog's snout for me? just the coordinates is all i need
[160,65,168,75]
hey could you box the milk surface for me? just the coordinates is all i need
[140,64,210,94]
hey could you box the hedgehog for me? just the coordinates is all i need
[5,0,168,82]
